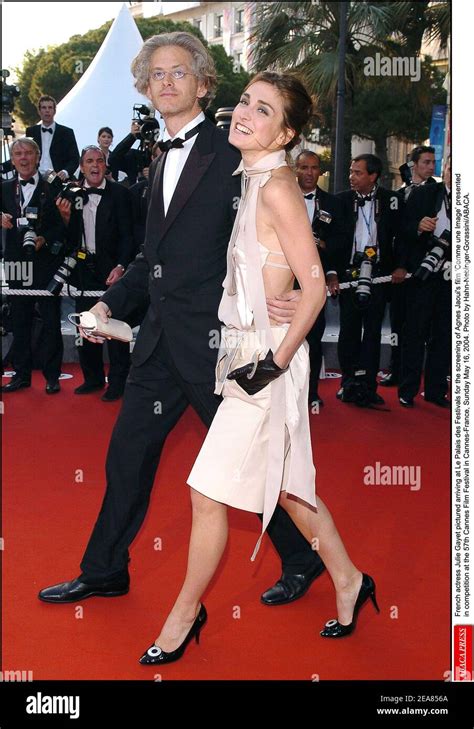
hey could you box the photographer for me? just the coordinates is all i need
[330,154,403,407]
[57,145,134,401]
[381,145,437,387]
[295,150,345,406]
[398,157,451,409]
[1,138,66,394]
[108,109,159,186]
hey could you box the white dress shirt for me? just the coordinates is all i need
[162,111,205,216]
[39,122,56,174]
[303,189,316,222]
[19,172,40,210]
[82,179,106,253]
[353,198,377,262]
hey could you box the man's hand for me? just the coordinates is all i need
[418,216,438,234]
[56,198,72,226]
[392,267,408,284]
[106,266,125,286]
[131,121,140,136]
[142,167,150,180]
[1,212,13,230]
[326,272,340,296]
[266,290,301,324]
[34,236,46,252]
[78,301,112,344]
[315,237,326,249]
[56,170,68,182]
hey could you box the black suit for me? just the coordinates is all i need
[387,178,437,378]
[334,187,402,393]
[26,123,79,179]
[398,182,451,401]
[78,119,321,584]
[304,187,345,400]
[2,177,66,381]
[68,180,135,391]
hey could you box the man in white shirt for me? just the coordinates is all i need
[26,95,79,181]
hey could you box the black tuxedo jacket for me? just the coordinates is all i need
[332,187,403,278]
[102,118,241,383]
[397,182,450,272]
[2,178,66,288]
[311,187,345,274]
[26,123,80,178]
[67,180,134,286]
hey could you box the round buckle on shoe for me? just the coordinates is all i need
[324,619,338,628]
[147,646,162,657]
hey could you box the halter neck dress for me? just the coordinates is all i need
[187,150,317,560]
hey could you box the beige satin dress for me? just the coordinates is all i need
[187,150,317,560]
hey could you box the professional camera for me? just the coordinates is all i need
[399,161,414,187]
[47,253,79,295]
[132,104,160,169]
[346,247,377,308]
[314,208,332,226]
[414,229,451,281]
[1,69,20,136]
[42,170,89,206]
[17,207,39,255]
[215,107,234,131]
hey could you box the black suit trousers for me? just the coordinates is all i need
[388,282,408,377]
[337,283,388,391]
[306,305,326,399]
[10,296,63,381]
[399,274,451,400]
[80,333,321,583]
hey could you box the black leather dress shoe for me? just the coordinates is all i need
[399,397,414,408]
[261,562,326,606]
[425,396,450,409]
[38,577,129,603]
[379,373,399,387]
[45,380,61,394]
[74,382,104,395]
[1,377,31,393]
[101,387,124,402]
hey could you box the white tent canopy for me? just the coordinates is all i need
[54,3,158,157]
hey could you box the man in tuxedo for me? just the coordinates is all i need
[397,157,451,408]
[1,138,66,394]
[380,145,437,387]
[295,150,345,407]
[57,146,135,401]
[328,154,404,407]
[39,32,324,606]
[26,95,79,181]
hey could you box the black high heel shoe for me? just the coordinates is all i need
[320,574,379,638]
[139,604,207,665]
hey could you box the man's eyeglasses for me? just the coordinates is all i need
[149,69,195,82]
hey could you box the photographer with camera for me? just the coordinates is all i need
[57,145,134,401]
[329,154,403,407]
[26,96,79,182]
[1,138,66,394]
[295,150,345,407]
[380,145,437,387]
[397,156,451,409]
[108,106,160,186]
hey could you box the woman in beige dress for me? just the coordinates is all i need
[139,72,379,666]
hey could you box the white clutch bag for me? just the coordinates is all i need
[68,312,133,343]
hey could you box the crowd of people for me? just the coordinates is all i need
[2,30,450,666]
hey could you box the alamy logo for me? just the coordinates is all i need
[26,692,80,720]
[364,52,421,82]
[363,461,421,491]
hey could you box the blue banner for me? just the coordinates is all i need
[429,105,447,177]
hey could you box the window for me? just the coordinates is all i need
[234,52,243,71]
[235,8,244,34]
[214,14,223,38]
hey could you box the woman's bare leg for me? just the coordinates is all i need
[154,488,228,652]
[278,492,362,625]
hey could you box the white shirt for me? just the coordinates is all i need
[302,188,316,222]
[82,179,106,253]
[39,122,56,174]
[162,111,205,216]
[352,197,378,263]
[19,172,40,210]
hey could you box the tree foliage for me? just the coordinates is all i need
[14,15,250,126]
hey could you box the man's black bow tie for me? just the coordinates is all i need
[86,187,104,196]
[357,194,374,207]
[20,177,36,186]
[158,122,203,153]
[42,127,53,134]
[304,193,315,200]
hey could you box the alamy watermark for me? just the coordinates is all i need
[364,53,421,83]
[364,461,421,491]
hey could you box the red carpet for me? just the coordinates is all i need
[2,366,450,680]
